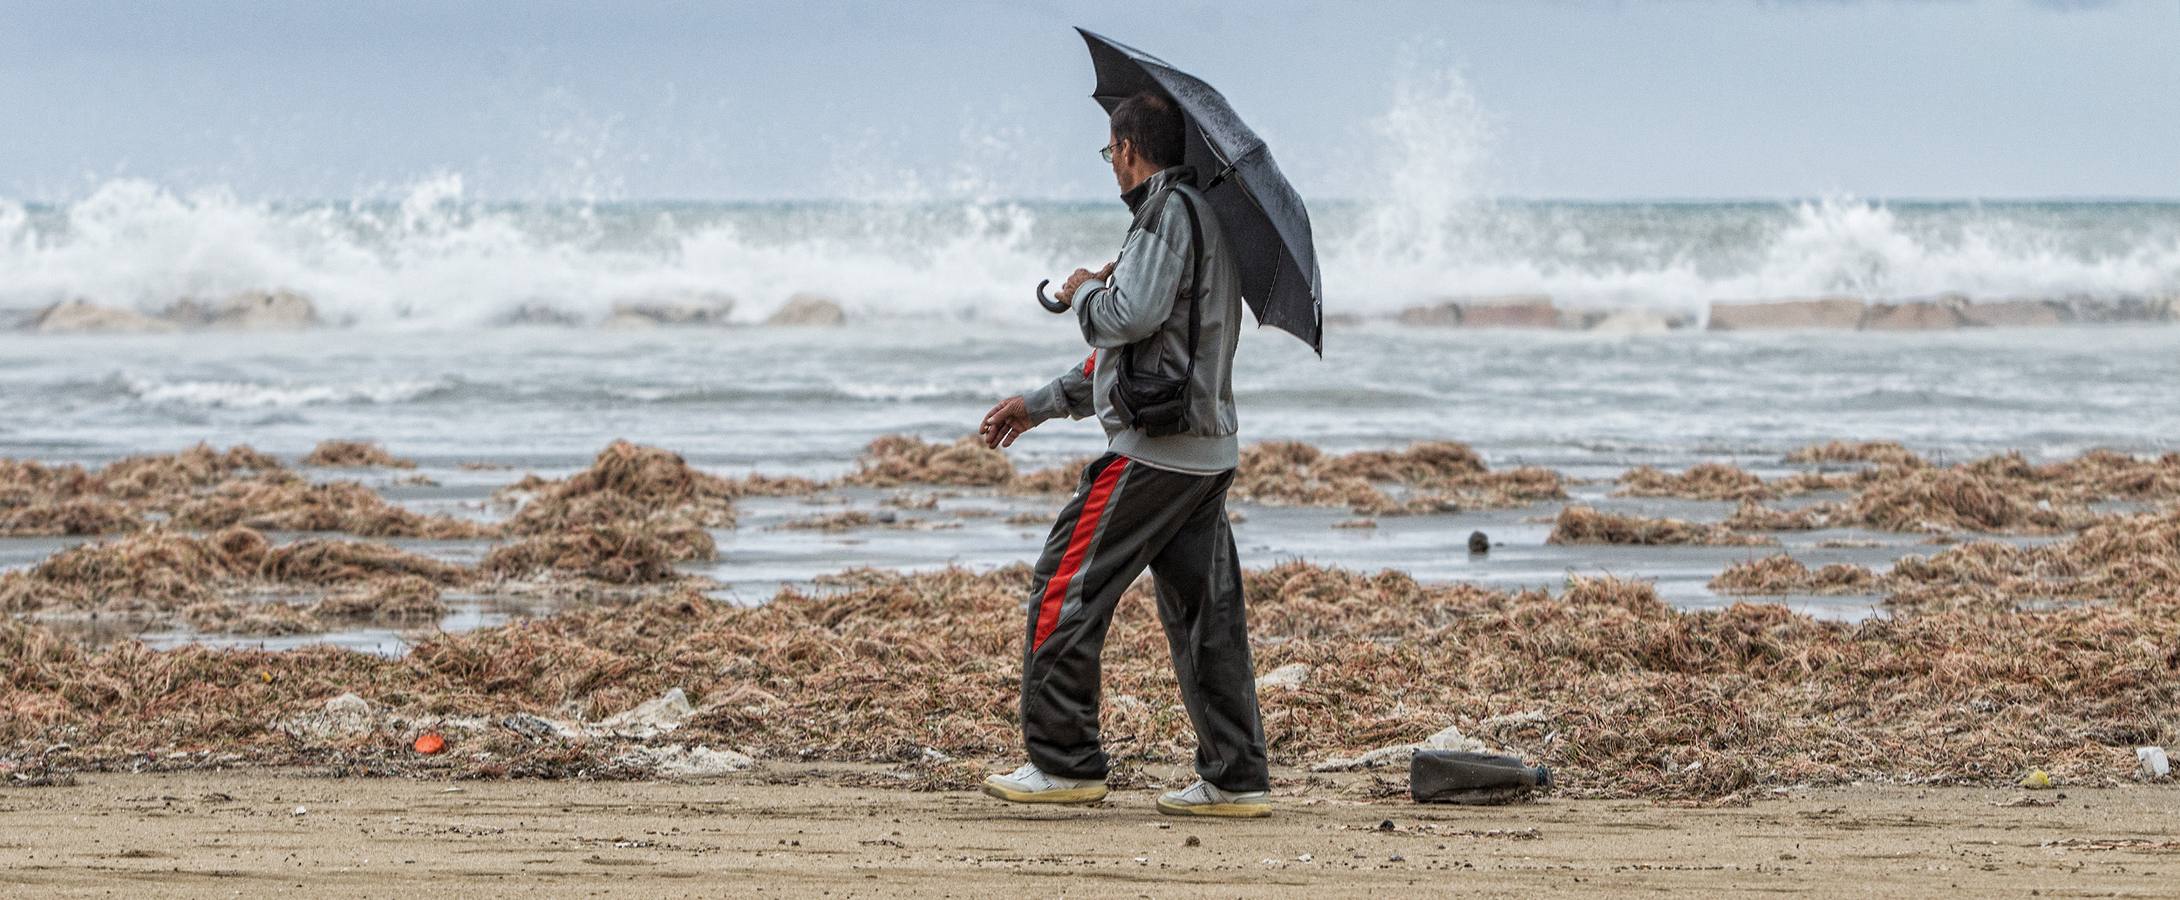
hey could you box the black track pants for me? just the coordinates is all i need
[1018,453,1270,793]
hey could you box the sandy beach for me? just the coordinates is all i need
[8,4,2180,896]
[3,767,2176,897]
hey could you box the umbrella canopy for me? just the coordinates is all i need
[1075,27,1323,354]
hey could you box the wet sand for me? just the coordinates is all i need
[2,767,2174,897]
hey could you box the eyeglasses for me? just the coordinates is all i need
[1099,142,1118,163]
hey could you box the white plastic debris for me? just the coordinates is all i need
[615,744,754,778]
[595,688,695,738]
[1255,663,1311,691]
[291,805,308,816]
[2139,746,2171,780]
[323,693,371,716]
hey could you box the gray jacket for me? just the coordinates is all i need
[1023,166,1242,474]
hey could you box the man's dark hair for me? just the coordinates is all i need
[1110,90,1185,168]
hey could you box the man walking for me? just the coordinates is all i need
[977,89,1270,818]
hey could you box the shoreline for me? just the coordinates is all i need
[1,769,2174,897]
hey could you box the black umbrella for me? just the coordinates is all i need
[1038,27,1323,354]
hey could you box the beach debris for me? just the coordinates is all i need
[0,496,140,537]
[2020,769,2055,790]
[614,744,754,778]
[0,444,285,536]
[1709,555,1877,595]
[2041,838,2180,852]
[1332,518,1376,529]
[0,527,463,633]
[594,688,696,739]
[1183,835,1201,847]
[324,693,371,717]
[481,524,707,583]
[1004,461,1089,495]
[1410,750,1552,805]
[1785,440,1925,468]
[1255,663,1310,691]
[766,293,847,326]
[1314,724,1485,772]
[1547,506,1774,546]
[2138,747,2171,780]
[171,473,491,538]
[301,440,417,469]
[278,694,380,740]
[292,805,308,816]
[1880,508,2180,610]
[499,441,746,534]
[1467,531,1490,554]
[1722,499,1835,531]
[845,435,1014,488]
[1232,440,1563,514]
[413,733,446,755]
[182,600,321,636]
[6,548,2180,798]
[1615,462,1772,501]
[309,575,446,622]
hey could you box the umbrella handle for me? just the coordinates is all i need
[1035,279,1070,313]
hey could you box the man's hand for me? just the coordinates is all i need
[1054,260,1118,305]
[980,395,1036,449]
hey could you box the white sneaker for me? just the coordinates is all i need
[1156,779,1272,818]
[982,762,1109,805]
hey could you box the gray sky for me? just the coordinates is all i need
[1,0,2175,202]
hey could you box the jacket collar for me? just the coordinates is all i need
[1121,166,1197,214]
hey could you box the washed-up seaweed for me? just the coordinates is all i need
[1548,506,1775,546]
[1709,554,1878,595]
[301,440,417,469]
[1,563,2170,799]
[1616,463,1773,501]
[1232,441,1565,515]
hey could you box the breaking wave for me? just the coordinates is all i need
[1,69,2174,328]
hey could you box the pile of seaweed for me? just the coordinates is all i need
[1616,462,1772,502]
[301,440,417,469]
[1615,445,2180,536]
[1877,508,2180,611]
[1709,554,1879,595]
[1231,441,1565,515]
[0,443,485,539]
[0,527,465,634]
[1,562,2170,799]
[1549,507,1774,546]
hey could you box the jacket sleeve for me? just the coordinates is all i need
[1022,353,1097,424]
[1073,194,1191,348]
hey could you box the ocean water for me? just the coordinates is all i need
[4,323,2178,476]
[8,188,2180,650]
[2,175,2177,470]
[3,182,2177,328]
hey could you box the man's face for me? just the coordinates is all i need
[1108,129,1128,190]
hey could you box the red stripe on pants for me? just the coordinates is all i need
[1032,457,1129,651]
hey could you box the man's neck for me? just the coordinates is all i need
[1119,163,1162,193]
